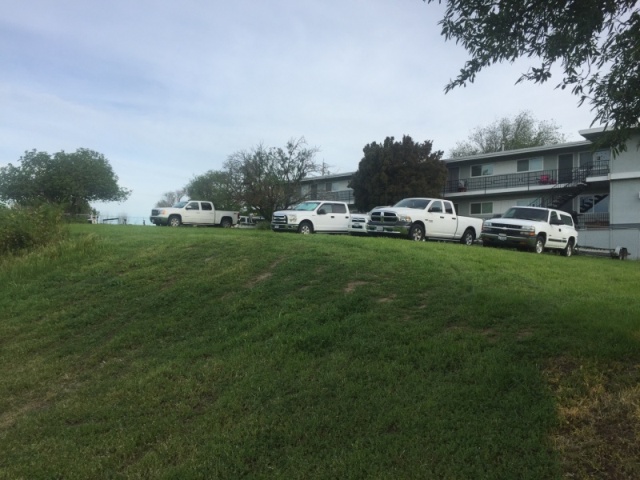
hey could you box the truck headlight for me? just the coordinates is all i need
[397,214,412,223]
[484,221,492,228]
[288,214,297,223]
[520,226,535,235]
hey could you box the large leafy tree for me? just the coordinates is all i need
[0,149,130,214]
[184,170,241,210]
[424,0,640,151]
[449,111,566,157]
[228,137,320,220]
[349,135,447,212]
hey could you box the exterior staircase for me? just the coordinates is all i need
[530,164,595,211]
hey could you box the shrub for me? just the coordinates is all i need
[0,204,68,255]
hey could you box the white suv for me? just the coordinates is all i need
[481,207,578,256]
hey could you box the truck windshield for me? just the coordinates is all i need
[503,207,549,222]
[172,201,188,208]
[290,201,321,211]
[393,198,432,209]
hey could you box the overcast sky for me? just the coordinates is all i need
[1,0,600,221]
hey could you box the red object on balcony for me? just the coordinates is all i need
[538,174,550,184]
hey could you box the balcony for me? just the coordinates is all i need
[311,189,355,203]
[445,161,610,195]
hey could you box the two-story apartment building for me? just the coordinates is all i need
[444,127,640,258]
[299,171,356,206]
[299,127,640,257]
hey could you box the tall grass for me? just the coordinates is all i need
[0,204,68,255]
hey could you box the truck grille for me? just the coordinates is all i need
[272,214,287,225]
[151,209,160,216]
[483,224,528,238]
[489,222,524,229]
[370,211,397,223]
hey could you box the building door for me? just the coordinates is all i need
[558,154,573,183]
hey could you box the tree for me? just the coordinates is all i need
[449,111,566,157]
[155,189,186,208]
[229,137,320,220]
[348,135,447,212]
[184,170,241,210]
[0,149,131,214]
[424,0,640,151]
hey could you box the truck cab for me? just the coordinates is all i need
[271,201,351,234]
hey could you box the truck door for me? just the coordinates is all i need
[327,203,350,232]
[426,200,455,239]
[182,201,201,223]
[548,211,567,248]
[199,202,216,224]
[313,202,333,231]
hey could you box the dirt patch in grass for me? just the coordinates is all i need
[246,259,283,288]
[0,399,48,430]
[344,281,368,293]
[544,357,640,479]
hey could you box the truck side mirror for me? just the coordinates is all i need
[318,209,326,215]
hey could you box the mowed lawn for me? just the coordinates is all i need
[1,225,639,479]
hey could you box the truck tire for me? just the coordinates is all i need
[220,218,232,228]
[562,239,575,257]
[534,235,545,254]
[409,223,425,241]
[460,228,475,246]
[298,221,313,234]
[168,215,181,227]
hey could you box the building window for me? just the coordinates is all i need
[579,194,609,213]
[471,164,493,177]
[325,182,332,192]
[579,152,592,167]
[470,202,493,215]
[593,150,610,163]
[516,157,543,172]
[516,198,540,207]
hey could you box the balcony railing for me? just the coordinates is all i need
[577,212,610,229]
[445,161,610,195]
[311,189,355,203]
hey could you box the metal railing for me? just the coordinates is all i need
[445,161,610,195]
[577,212,610,229]
[312,189,355,203]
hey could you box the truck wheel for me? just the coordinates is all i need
[409,223,425,241]
[562,239,575,257]
[534,235,545,254]
[460,229,475,246]
[168,215,181,227]
[298,221,313,234]
[220,218,232,228]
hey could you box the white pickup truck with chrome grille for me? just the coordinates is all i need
[271,200,351,234]
[150,201,239,227]
[366,198,483,244]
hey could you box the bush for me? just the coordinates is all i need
[0,204,68,255]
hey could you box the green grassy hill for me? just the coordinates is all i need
[2,225,639,479]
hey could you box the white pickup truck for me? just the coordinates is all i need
[481,206,578,256]
[150,201,240,227]
[366,198,483,245]
[271,200,351,234]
